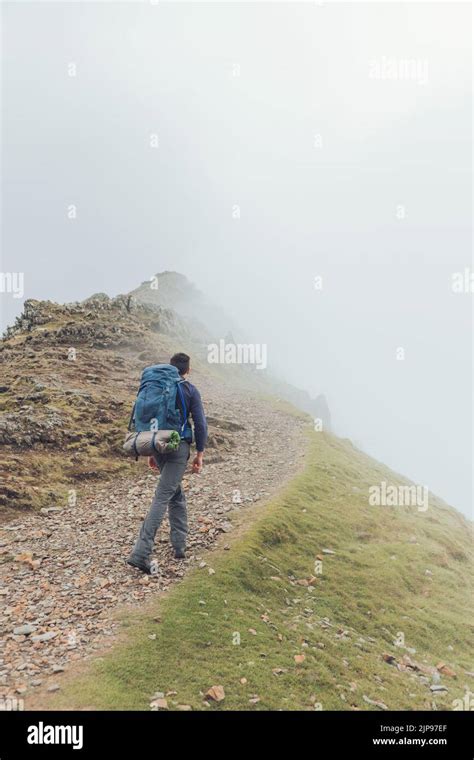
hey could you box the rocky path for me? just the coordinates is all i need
[0,380,307,706]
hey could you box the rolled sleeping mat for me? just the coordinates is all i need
[123,430,180,458]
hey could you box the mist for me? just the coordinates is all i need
[1,2,472,516]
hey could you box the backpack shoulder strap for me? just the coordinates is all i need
[176,380,188,434]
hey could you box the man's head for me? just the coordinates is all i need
[170,352,190,377]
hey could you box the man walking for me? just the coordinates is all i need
[127,353,207,574]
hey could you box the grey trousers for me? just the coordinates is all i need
[131,440,190,561]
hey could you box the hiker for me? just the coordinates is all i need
[127,352,207,574]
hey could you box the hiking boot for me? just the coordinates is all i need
[174,547,186,560]
[126,556,159,576]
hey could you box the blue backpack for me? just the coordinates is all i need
[130,364,188,435]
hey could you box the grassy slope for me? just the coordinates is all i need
[47,431,472,711]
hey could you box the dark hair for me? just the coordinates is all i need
[170,352,190,376]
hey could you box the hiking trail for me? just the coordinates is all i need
[0,376,307,705]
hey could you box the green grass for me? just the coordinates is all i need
[47,432,473,711]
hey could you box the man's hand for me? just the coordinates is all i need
[148,456,159,472]
[192,452,203,474]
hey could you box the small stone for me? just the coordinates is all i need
[205,685,225,702]
[32,632,57,642]
[363,694,388,710]
[47,684,60,692]
[13,624,36,636]
[436,662,456,678]
[150,698,168,710]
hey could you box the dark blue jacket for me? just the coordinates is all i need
[177,381,208,452]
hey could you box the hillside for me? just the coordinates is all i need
[0,293,232,514]
[0,274,472,712]
[24,432,473,711]
[0,276,329,514]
